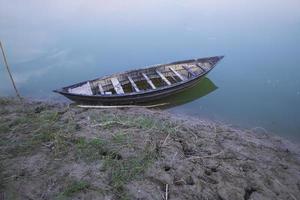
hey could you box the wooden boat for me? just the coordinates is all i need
[53,56,224,105]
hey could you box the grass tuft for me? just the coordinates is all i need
[1,108,77,158]
[104,144,157,199]
[76,138,108,162]
[0,123,9,134]
[0,98,12,105]
[91,112,178,135]
[62,180,90,197]
[112,131,128,144]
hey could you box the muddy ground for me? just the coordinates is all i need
[0,98,299,200]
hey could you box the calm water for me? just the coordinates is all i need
[1,0,300,141]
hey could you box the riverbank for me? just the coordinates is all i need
[0,97,299,200]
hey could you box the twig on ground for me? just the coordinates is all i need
[250,127,268,134]
[91,121,127,127]
[186,151,224,161]
[165,184,169,200]
[77,103,168,109]
[162,132,170,147]
[171,152,178,164]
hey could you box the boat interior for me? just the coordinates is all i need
[66,57,221,96]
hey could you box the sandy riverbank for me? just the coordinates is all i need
[0,97,299,200]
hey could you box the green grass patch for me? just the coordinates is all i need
[112,131,128,144]
[104,145,157,199]
[132,116,157,129]
[0,98,12,105]
[9,114,33,127]
[62,180,90,197]
[39,110,60,122]
[0,123,10,134]
[1,108,76,158]
[0,163,5,191]
[91,112,177,134]
[0,108,9,115]
[76,138,108,162]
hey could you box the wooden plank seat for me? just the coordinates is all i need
[127,76,140,92]
[111,77,125,94]
[155,70,171,85]
[182,65,196,77]
[68,81,93,95]
[142,73,156,89]
[169,66,185,81]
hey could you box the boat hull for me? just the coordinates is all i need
[57,74,207,105]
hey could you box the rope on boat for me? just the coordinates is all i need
[0,41,22,101]
[76,103,169,109]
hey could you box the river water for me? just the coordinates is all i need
[0,0,299,141]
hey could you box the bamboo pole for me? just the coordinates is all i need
[77,102,168,109]
[0,41,22,101]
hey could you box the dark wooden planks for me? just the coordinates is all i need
[195,63,205,72]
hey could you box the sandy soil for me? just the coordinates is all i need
[0,98,299,200]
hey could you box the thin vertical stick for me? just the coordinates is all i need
[0,41,22,101]
[165,184,169,200]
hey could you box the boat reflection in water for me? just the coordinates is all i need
[142,77,217,109]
